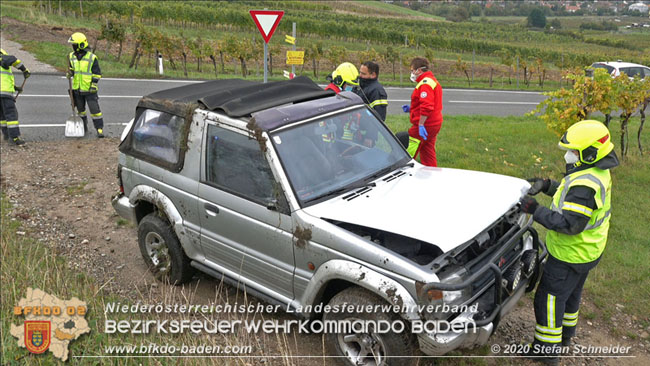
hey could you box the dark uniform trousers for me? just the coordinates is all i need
[533,254,600,353]
[0,96,20,139]
[73,90,104,130]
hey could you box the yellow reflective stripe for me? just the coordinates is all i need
[416,77,436,90]
[406,136,421,158]
[369,99,388,107]
[6,121,19,126]
[12,60,23,68]
[0,120,6,126]
[548,294,556,329]
[562,319,578,327]
[92,74,102,79]
[534,333,562,343]
[91,112,103,118]
[563,311,579,319]
[78,111,87,116]
[562,202,593,217]
[535,324,562,335]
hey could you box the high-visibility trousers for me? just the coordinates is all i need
[72,90,104,130]
[532,254,600,353]
[0,96,20,139]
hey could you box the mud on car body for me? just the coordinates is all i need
[112,76,547,365]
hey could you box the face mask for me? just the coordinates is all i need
[564,150,579,165]
[410,72,418,83]
[344,85,354,91]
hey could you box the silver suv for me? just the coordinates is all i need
[112,77,546,365]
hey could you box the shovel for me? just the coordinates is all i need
[13,78,27,101]
[65,76,85,137]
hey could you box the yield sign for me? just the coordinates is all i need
[249,10,284,43]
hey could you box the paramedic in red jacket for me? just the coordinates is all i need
[403,57,443,167]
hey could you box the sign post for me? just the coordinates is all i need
[249,10,284,83]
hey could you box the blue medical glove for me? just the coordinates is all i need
[419,125,428,140]
[402,104,410,113]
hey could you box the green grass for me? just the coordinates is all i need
[0,196,261,365]
[64,181,92,195]
[384,114,650,322]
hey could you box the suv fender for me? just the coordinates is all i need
[128,185,202,259]
[300,259,421,322]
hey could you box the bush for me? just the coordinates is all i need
[527,8,547,28]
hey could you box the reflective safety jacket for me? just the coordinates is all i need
[545,167,612,263]
[409,70,442,127]
[355,78,388,121]
[1,53,24,97]
[69,50,101,92]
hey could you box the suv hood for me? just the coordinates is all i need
[302,165,529,253]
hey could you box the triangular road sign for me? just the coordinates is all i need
[249,10,284,43]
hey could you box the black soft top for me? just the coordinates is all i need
[137,76,334,118]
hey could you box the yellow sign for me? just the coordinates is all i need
[285,35,296,45]
[286,51,304,65]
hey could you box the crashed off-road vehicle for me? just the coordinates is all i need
[112,77,546,365]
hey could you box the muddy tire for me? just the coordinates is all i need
[323,287,419,366]
[137,213,194,285]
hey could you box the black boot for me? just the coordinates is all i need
[12,137,26,146]
[526,343,560,366]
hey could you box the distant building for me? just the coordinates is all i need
[629,2,649,13]
[565,4,580,12]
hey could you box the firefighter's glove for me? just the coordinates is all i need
[402,104,410,113]
[418,125,428,141]
[90,82,98,93]
[23,69,31,79]
[66,70,74,79]
[14,86,23,93]
[526,178,550,196]
[519,195,539,214]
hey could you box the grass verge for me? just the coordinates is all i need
[385,114,650,322]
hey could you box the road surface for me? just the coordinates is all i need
[12,74,546,141]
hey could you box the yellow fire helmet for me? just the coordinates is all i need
[558,120,614,164]
[331,62,359,88]
[68,32,88,50]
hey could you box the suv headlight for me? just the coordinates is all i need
[440,269,471,304]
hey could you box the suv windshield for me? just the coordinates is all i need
[271,107,410,206]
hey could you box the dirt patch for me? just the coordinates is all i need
[2,139,648,365]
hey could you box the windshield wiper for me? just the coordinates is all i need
[304,182,376,204]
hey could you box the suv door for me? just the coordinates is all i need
[198,123,295,302]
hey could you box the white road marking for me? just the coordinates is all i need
[21,123,128,128]
[20,94,142,98]
[384,86,543,95]
[448,100,539,105]
[59,76,202,83]
[388,99,539,105]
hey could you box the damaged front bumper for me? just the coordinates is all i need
[416,226,547,355]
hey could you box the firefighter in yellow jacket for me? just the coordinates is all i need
[519,120,619,365]
[1,48,30,145]
[68,32,104,137]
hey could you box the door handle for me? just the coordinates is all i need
[204,203,220,217]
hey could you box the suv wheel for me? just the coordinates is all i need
[324,287,418,366]
[138,213,194,285]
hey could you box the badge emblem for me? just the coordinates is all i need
[420,91,428,98]
[25,321,51,354]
